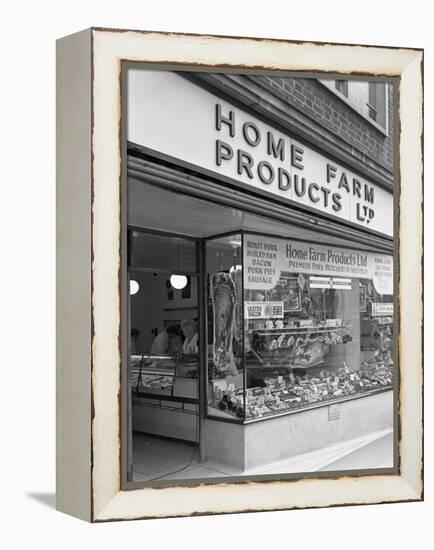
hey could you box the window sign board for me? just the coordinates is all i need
[244,301,284,319]
[372,303,394,316]
[243,234,393,294]
[310,276,352,290]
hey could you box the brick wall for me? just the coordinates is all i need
[252,76,394,175]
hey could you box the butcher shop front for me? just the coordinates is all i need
[125,68,395,482]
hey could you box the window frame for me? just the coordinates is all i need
[335,79,349,97]
[318,78,389,136]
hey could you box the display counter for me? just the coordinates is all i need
[209,358,393,421]
[130,353,199,442]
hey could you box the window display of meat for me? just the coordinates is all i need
[205,232,394,422]
[211,272,238,376]
[229,265,243,346]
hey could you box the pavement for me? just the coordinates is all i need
[132,428,394,481]
[319,431,394,472]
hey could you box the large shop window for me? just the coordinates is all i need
[206,232,394,422]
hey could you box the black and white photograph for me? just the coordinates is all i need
[125,68,396,483]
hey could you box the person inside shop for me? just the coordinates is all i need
[150,325,182,355]
[130,328,140,354]
[180,319,199,354]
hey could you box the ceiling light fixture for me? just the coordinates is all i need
[170,274,188,290]
[130,280,140,295]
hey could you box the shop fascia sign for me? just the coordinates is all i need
[128,70,393,237]
[243,234,393,295]
[215,104,376,226]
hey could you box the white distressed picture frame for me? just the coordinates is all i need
[56,28,423,522]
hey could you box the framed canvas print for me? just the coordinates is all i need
[56,28,423,522]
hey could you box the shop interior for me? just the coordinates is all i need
[128,175,394,481]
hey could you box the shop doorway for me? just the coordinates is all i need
[128,230,201,481]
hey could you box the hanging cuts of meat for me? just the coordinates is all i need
[229,265,243,345]
[211,272,238,376]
